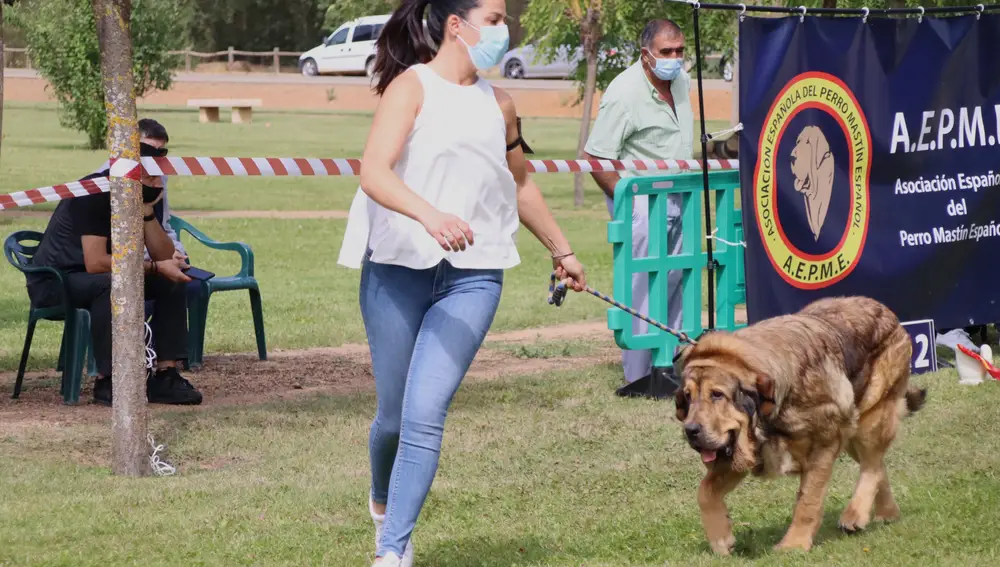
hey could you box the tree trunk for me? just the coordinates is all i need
[822,0,837,8]
[1,1,5,168]
[888,0,905,9]
[93,0,149,477]
[730,35,738,127]
[573,8,600,209]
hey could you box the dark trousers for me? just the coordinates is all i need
[29,272,189,377]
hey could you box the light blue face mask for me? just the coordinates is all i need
[648,54,683,81]
[460,20,510,70]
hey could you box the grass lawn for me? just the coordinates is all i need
[0,104,728,214]
[1,363,997,566]
[1,101,996,567]
[0,105,731,372]
[0,210,733,372]
[0,214,620,371]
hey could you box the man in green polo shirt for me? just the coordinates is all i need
[585,19,693,396]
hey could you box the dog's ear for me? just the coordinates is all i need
[756,374,776,417]
[738,388,760,417]
[674,384,689,422]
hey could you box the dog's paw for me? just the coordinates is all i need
[873,502,901,523]
[838,507,870,534]
[774,535,813,552]
[709,534,736,555]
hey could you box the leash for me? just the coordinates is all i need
[547,272,698,346]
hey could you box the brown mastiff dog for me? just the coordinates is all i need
[674,296,927,554]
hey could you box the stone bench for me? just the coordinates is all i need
[187,99,263,124]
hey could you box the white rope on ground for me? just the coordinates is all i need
[706,123,744,142]
[148,434,177,477]
[707,228,747,248]
[143,321,176,476]
[144,321,156,370]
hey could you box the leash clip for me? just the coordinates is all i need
[547,272,568,307]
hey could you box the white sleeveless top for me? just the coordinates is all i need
[337,64,520,270]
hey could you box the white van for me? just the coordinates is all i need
[299,14,391,77]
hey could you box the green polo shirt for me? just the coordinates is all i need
[584,60,695,177]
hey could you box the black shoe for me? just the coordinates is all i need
[615,367,680,400]
[147,367,203,405]
[93,376,113,406]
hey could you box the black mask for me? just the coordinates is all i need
[143,184,163,204]
[140,142,168,158]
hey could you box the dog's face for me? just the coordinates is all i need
[674,347,775,473]
[791,125,833,200]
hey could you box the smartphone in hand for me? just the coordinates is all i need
[182,266,216,281]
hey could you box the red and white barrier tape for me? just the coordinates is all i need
[527,158,737,174]
[0,177,111,210]
[109,157,142,180]
[0,158,739,210]
[136,157,736,177]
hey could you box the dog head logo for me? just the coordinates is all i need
[673,339,775,474]
[752,72,872,290]
[790,126,835,241]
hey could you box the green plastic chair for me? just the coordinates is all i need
[169,216,266,368]
[4,231,94,404]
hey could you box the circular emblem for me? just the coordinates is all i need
[753,72,871,290]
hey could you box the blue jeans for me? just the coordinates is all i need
[360,254,504,557]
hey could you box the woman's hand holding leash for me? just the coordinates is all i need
[546,265,698,345]
[553,252,586,292]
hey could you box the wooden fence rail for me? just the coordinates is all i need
[2,47,306,74]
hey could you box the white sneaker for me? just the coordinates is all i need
[370,498,414,567]
[372,552,402,567]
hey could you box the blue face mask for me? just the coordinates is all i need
[648,54,682,81]
[460,21,510,70]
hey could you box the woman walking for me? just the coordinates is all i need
[337,0,586,564]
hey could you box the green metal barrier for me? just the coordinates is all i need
[607,170,746,368]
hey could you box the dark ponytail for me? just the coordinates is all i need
[372,0,482,95]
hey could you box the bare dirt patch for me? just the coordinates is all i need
[0,320,618,428]
[5,72,734,121]
[0,310,745,440]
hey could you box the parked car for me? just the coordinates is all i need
[299,14,390,77]
[500,44,576,79]
[720,55,734,82]
[500,41,735,83]
[500,44,637,80]
[700,53,734,82]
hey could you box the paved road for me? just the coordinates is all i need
[5,68,732,92]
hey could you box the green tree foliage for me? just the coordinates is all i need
[523,0,975,97]
[9,0,183,149]
[522,0,736,96]
[321,0,531,44]
[322,0,394,32]
[181,0,328,52]
[801,0,974,9]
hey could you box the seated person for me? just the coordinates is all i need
[26,139,203,406]
[93,119,189,264]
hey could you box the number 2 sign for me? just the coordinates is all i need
[901,319,937,375]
